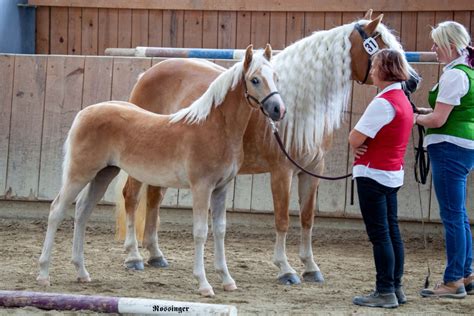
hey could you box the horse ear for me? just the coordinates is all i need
[264,43,272,61]
[365,13,383,34]
[363,9,373,20]
[244,44,253,71]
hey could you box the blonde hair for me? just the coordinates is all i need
[431,21,471,57]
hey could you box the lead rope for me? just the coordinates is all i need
[410,98,431,289]
[268,120,353,181]
[415,132,431,289]
[268,120,356,205]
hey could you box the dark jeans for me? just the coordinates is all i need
[356,177,404,294]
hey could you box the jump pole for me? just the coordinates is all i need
[104,47,438,63]
[0,290,237,315]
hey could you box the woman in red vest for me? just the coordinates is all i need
[349,49,413,308]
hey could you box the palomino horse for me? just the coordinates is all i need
[37,44,286,297]
[117,11,420,284]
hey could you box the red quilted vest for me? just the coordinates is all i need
[354,89,413,171]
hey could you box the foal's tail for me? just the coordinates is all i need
[114,171,147,242]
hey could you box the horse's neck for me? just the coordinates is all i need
[215,82,253,141]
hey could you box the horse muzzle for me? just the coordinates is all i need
[262,94,286,121]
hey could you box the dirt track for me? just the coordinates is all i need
[0,201,472,315]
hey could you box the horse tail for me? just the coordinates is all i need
[114,171,147,243]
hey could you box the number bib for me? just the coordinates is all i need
[363,37,379,55]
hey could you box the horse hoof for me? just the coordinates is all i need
[125,261,145,271]
[302,271,325,283]
[148,257,169,268]
[223,283,238,291]
[199,287,215,297]
[278,273,301,285]
[37,276,50,286]
[77,276,91,283]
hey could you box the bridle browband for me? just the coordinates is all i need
[354,23,381,84]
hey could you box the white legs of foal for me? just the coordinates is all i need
[211,187,237,292]
[191,185,213,296]
[191,184,236,297]
[37,181,87,286]
[71,167,119,282]
[37,167,119,286]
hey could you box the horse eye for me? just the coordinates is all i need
[251,78,260,85]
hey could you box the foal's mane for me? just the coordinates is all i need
[273,19,404,153]
[170,51,269,124]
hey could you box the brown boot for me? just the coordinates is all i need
[464,274,474,295]
[420,279,466,299]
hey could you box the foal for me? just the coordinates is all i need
[37,44,285,297]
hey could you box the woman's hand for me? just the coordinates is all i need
[414,107,433,115]
[352,144,368,159]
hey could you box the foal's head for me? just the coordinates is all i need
[242,44,286,121]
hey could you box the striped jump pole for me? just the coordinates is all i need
[105,47,438,63]
[0,290,237,315]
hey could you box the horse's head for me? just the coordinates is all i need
[350,10,421,92]
[242,44,286,121]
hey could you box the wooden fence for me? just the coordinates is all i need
[1,53,472,222]
[29,0,474,55]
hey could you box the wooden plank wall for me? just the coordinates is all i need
[34,8,474,55]
[1,54,473,222]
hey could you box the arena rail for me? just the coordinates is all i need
[104,47,438,62]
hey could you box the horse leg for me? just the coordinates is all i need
[37,180,89,286]
[143,186,169,268]
[191,184,214,296]
[71,166,120,282]
[271,169,301,285]
[298,170,324,283]
[210,185,237,291]
[122,177,145,270]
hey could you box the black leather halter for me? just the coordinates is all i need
[354,23,381,84]
[243,77,280,118]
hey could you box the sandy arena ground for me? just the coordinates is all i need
[0,201,472,315]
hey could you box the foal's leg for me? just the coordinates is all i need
[298,170,324,283]
[271,169,301,285]
[72,166,120,282]
[210,185,237,291]
[191,184,213,296]
[122,177,145,270]
[37,180,88,286]
[143,186,169,268]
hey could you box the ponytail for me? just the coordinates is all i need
[467,46,474,67]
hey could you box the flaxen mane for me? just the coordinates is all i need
[169,51,270,124]
[273,20,405,153]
